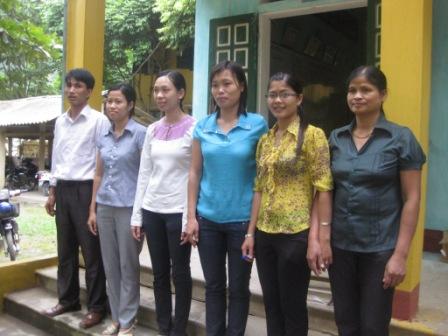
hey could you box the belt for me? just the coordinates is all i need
[57,179,93,187]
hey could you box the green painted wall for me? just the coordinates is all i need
[192,0,259,118]
[425,0,448,231]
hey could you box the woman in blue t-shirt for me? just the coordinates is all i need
[184,61,268,336]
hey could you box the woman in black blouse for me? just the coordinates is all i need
[328,66,426,336]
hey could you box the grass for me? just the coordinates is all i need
[0,204,57,263]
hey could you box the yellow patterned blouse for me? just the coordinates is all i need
[254,120,333,234]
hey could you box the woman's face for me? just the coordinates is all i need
[347,75,386,116]
[267,80,302,122]
[106,90,132,123]
[153,76,184,113]
[211,69,244,112]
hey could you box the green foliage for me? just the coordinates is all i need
[0,0,63,99]
[153,0,195,51]
[103,0,160,88]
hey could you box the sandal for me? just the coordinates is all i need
[102,322,120,335]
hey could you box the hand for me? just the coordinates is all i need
[45,195,56,217]
[241,236,255,261]
[320,239,333,269]
[182,217,199,247]
[307,239,323,276]
[87,212,97,236]
[131,226,143,242]
[383,253,407,289]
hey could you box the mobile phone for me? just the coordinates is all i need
[241,254,253,262]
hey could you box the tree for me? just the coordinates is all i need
[103,0,196,88]
[0,0,62,99]
[152,0,195,51]
[103,0,161,88]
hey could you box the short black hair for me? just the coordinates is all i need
[65,68,95,89]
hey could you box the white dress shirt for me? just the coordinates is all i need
[50,105,109,186]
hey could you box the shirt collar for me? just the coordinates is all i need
[335,114,393,137]
[202,112,252,133]
[269,118,300,137]
[64,104,91,122]
[105,118,137,137]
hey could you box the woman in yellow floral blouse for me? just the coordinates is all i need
[241,72,333,336]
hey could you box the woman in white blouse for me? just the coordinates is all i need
[131,70,195,336]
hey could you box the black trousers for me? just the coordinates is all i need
[255,230,311,336]
[55,180,107,312]
[142,210,192,336]
[329,247,395,336]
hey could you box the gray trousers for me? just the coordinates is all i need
[97,204,141,328]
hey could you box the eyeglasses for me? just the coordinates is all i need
[265,92,298,100]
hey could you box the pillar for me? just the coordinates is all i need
[65,0,105,111]
[38,123,46,171]
[381,0,432,320]
[0,130,6,188]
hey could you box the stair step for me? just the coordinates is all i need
[138,247,333,319]
[0,313,51,336]
[3,287,158,335]
[35,266,267,336]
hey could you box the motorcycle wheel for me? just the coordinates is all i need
[27,178,37,191]
[5,230,17,261]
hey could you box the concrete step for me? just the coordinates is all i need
[138,247,334,320]
[35,266,268,336]
[3,287,158,336]
[0,313,51,336]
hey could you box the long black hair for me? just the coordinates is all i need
[209,60,247,116]
[268,72,309,159]
[107,83,136,116]
[155,70,187,111]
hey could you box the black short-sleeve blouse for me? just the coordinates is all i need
[329,115,426,252]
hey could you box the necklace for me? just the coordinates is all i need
[353,132,372,139]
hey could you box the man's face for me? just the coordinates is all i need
[64,78,92,107]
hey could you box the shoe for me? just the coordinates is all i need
[102,322,120,335]
[79,311,105,329]
[118,322,136,335]
[42,303,81,317]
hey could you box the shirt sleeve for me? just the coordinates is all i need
[95,115,110,148]
[253,135,266,192]
[192,118,203,141]
[306,127,333,192]
[398,127,426,170]
[131,124,154,227]
[136,125,147,151]
[49,118,60,187]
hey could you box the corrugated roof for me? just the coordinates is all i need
[0,95,62,126]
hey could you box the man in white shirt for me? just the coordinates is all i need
[43,68,108,329]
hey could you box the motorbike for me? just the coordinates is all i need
[0,189,21,261]
[6,158,38,191]
[35,170,51,196]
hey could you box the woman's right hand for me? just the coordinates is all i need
[182,217,199,247]
[307,238,323,276]
[87,212,97,236]
[131,225,143,241]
